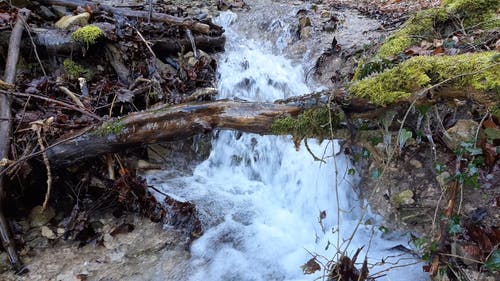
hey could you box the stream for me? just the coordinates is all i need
[147,1,430,280]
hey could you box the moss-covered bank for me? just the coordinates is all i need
[377,0,499,58]
[349,52,500,105]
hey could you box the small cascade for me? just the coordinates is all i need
[147,1,429,280]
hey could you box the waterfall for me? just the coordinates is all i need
[147,3,429,280]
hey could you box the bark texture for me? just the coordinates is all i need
[47,100,302,166]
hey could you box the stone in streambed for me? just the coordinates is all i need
[55,12,90,30]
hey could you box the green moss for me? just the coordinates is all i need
[377,0,499,58]
[94,119,125,136]
[378,8,448,58]
[271,107,344,139]
[63,59,93,80]
[349,52,500,105]
[71,25,103,48]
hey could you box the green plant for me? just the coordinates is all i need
[454,141,483,188]
[63,59,93,80]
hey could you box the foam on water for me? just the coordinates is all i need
[148,6,429,281]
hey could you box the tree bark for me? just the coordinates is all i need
[46,100,302,166]
[1,8,30,274]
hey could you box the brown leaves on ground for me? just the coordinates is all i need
[326,0,442,20]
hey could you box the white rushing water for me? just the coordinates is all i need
[148,3,429,281]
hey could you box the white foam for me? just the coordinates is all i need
[147,7,429,281]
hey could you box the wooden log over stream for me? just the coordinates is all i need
[46,100,302,166]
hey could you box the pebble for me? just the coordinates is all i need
[41,226,56,240]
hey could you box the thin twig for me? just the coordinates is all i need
[6,91,102,121]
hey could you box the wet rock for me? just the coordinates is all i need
[444,119,479,151]
[391,189,415,207]
[55,12,90,30]
[298,16,311,28]
[300,26,312,39]
[29,206,55,227]
[320,10,330,18]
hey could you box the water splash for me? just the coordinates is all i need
[148,4,429,281]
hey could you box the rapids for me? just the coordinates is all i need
[147,1,429,280]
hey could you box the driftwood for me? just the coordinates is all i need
[1,8,31,273]
[41,0,213,34]
[46,100,302,166]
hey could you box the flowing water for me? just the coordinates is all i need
[147,1,429,280]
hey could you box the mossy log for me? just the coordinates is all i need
[46,101,303,166]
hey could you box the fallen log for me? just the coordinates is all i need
[1,8,30,274]
[40,0,214,35]
[27,27,225,55]
[152,35,226,55]
[46,100,302,166]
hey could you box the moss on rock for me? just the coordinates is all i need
[377,0,499,58]
[349,52,500,105]
[71,25,103,48]
[271,107,344,139]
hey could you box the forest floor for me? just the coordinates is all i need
[0,0,498,280]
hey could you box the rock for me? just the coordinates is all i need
[29,205,55,227]
[300,26,312,39]
[55,12,90,30]
[409,159,422,169]
[41,226,56,240]
[444,119,479,151]
[298,16,311,28]
[391,189,415,207]
[320,10,330,18]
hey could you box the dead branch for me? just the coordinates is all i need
[0,7,31,274]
